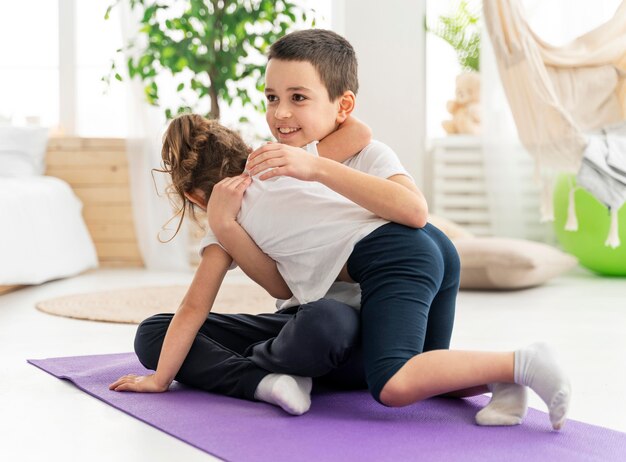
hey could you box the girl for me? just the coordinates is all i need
[111,115,374,416]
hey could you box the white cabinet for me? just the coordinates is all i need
[425,136,549,240]
[425,136,493,236]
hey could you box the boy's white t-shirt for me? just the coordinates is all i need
[199,140,412,309]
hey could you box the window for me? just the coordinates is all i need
[0,1,59,128]
[75,0,127,137]
[0,0,331,138]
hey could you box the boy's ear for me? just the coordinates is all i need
[336,91,356,124]
[184,190,207,211]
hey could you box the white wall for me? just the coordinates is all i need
[333,0,427,187]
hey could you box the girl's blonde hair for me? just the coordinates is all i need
[155,114,249,241]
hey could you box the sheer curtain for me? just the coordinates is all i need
[481,0,622,241]
[481,19,547,240]
[119,4,190,271]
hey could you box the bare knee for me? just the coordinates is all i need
[379,374,415,407]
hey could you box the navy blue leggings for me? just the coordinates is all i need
[346,222,460,403]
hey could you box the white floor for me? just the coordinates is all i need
[1,266,625,461]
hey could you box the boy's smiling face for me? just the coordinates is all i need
[264,59,342,147]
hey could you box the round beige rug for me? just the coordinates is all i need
[36,284,277,324]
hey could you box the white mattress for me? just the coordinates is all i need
[0,176,98,285]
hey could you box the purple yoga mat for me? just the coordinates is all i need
[29,353,626,462]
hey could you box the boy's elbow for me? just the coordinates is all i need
[408,213,428,229]
[408,203,429,228]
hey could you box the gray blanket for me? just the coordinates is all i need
[577,121,626,211]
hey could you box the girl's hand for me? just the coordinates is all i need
[108,373,169,393]
[207,174,252,234]
[246,142,321,182]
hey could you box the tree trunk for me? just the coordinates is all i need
[209,84,220,120]
[209,0,223,121]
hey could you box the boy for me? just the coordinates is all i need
[213,29,534,426]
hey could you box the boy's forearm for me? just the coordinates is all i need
[314,117,427,227]
[214,222,293,300]
[316,116,372,162]
[315,157,428,228]
[154,246,231,387]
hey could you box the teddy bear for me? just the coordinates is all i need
[442,72,481,135]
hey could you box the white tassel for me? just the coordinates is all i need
[540,177,555,222]
[565,185,578,231]
[604,208,621,248]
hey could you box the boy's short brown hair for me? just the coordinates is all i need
[268,29,358,101]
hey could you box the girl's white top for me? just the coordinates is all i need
[199,140,411,308]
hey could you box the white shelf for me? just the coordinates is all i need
[426,136,493,236]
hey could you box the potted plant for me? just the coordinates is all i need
[104,0,314,122]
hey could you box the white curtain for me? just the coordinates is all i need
[480,0,622,241]
[481,17,548,241]
[120,4,190,271]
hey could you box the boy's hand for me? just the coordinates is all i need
[109,373,169,393]
[207,174,252,235]
[247,143,320,182]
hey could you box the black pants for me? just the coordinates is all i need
[134,299,367,401]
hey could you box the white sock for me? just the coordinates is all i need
[514,342,571,430]
[475,382,528,426]
[253,373,312,416]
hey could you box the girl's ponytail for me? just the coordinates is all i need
[154,114,249,242]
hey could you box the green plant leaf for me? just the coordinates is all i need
[104,0,312,127]
[427,0,481,72]
[174,57,188,72]
[162,47,176,59]
[141,4,157,23]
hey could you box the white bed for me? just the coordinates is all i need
[0,126,98,285]
[0,176,98,285]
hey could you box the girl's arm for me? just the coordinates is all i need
[315,116,372,162]
[109,245,231,392]
[212,221,293,300]
[207,174,293,300]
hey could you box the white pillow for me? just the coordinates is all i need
[453,237,578,290]
[0,126,49,176]
[428,213,474,240]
